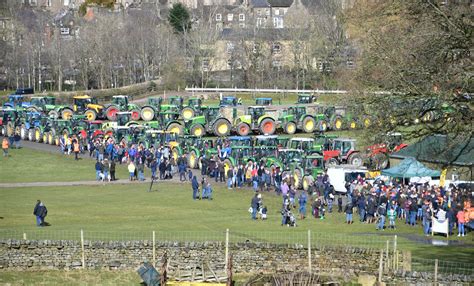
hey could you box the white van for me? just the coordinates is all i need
[327,165,369,194]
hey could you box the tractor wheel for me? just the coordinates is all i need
[213,119,231,137]
[282,171,292,184]
[15,125,21,136]
[20,125,27,140]
[43,132,49,144]
[349,120,357,129]
[105,105,120,121]
[140,107,155,121]
[130,109,141,121]
[373,153,389,170]
[48,110,60,119]
[34,127,42,142]
[28,129,34,141]
[61,108,74,120]
[187,150,198,169]
[348,153,363,167]
[303,175,314,192]
[259,118,276,135]
[190,124,205,137]
[198,156,204,170]
[236,123,250,136]
[316,119,328,132]
[223,158,233,175]
[6,122,14,137]
[48,132,54,145]
[284,121,297,134]
[302,116,317,133]
[293,168,303,189]
[363,117,372,128]
[326,158,339,167]
[104,128,114,139]
[332,115,343,130]
[422,111,435,122]
[167,123,183,135]
[62,129,70,143]
[181,107,195,120]
[84,109,97,121]
[172,148,180,162]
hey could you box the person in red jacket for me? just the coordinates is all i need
[456,209,465,237]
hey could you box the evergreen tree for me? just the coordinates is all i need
[168,3,191,34]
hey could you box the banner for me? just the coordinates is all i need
[432,218,449,236]
[439,168,447,187]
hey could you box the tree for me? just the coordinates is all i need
[168,3,191,34]
[347,0,473,143]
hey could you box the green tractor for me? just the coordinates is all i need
[184,106,232,137]
[316,105,347,131]
[181,97,206,120]
[104,95,141,121]
[253,135,289,149]
[297,93,317,104]
[234,106,278,136]
[279,106,322,134]
[287,137,322,155]
[28,96,73,119]
[174,136,215,169]
[1,108,23,137]
[296,154,325,191]
[46,119,74,145]
[271,149,305,186]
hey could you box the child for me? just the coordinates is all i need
[338,196,343,213]
[261,206,267,220]
[328,194,334,213]
[456,209,465,237]
[319,203,325,220]
[388,206,396,229]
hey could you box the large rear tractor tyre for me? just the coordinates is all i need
[190,124,205,137]
[223,158,233,175]
[105,105,120,121]
[259,118,276,135]
[48,110,60,119]
[43,132,49,144]
[6,122,14,137]
[187,150,198,169]
[332,115,343,130]
[302,116,317,133]
[348,153,363,167]
[303,175,314,192]
[47,132,54,145]
[373,153,389,170]
[34,128,43,143]
[171,148,180,162]
[130,109,141,121]
[349,120,358,130]
[20,125,27,140]
[140,107,155,122]
[363,117,372,128]
[213,119,231,137]
[181,107,195,121]
[61,108,74,120]
[284,121,297,135]
[326,158,339,167]
[167,123,184,135]
[28,129,35,141]
[236,123,250,136]
[84,109,97,121]
[293,168,303,189]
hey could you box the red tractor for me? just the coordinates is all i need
[364,133,408,170]
[314,135,363,167]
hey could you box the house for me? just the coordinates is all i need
[21,0,86,14]
[390,134,474,181]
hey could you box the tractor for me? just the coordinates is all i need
[220,96,241,107]
[72,95,106,121]
[17,112,43,141]
[3,94,30,110]
[102,112,141,137]
[1,108,23,137]
[27,96,72,119]
[271,149,305,183]
[313,135,363,167]
[279,106,322,134]
[255,98,273,106]
[184,106,232,137]
[140,97,183,122]
[180,98,206,120]
[287,137,322,155]
[363,133,408,170]
[297,154,325,191]
[170,136,214,169]
[297,93,317,104]
[314,105,347,131]
[234,106,277,136]
[104,95,141,121]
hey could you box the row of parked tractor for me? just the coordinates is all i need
[2,90,374,138]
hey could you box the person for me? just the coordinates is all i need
[14,133,21,149]
[102,159,110,182]
[422,200,433,236]
[128,161,136,181]
[298,191,307,219]
[191,176,200,200]
[327,194,334,213]
[95,160,103,181]
[33,200,47,227]
[261,206,267,220]
[2,137,9,157]
[358,194,366,222]
[251,193,259,220]
[227,167,233,189]
[456,208,465,237]
[73,140,80,160]
[110,159,116,181]
[202,181,213,200]
[376,203,386,231]
[387,205,396,229]
[344,202,353,224]
[338,195,343,213]
[179,161,187,182]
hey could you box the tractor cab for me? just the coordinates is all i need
[230,146,253,163]
[302,154,325,176]
[116,112,132,126]
[247,106,265,122]
[168,96,183,107]
[5,94,27,108]
[44,96,56,105]
[288,137,316,151]
[148,97,163,107]
[254,135,279,147]
[204,106,221,122]
[228,136,252,147]
[30,97,46,109]
[73,95,98,112]
[297,93,316,104]
[112,95,129,109]
[332,138,356,157]
[252,145,278,158]
[277,149,303,166]
[188,98,202,108]
[220,96,240,107]
[255,98,273,106]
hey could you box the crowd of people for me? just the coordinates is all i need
[52,134,473,236]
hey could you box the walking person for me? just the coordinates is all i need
[33,200,47,227]
[376,203,386,231]
[298,191,307,219]
[344,202,353,224]
[387,205,397,229]
[14,132,21,149]
[2,137,9,157]
[73,139,80,160]
[95,160,103,181]
[191,176,200,200]
[128,161,136,181]
[251,193,259,220]
[457,208,466,237]
[102,159,110,182]
[110,159,116,181]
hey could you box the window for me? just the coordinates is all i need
[272,42,282,54]
[272,60,281,67]
[60,27,70,35]
[216,14,222,21]
[265,9,270,16]
[273,17,283,28]
[256,18,264,27]
[226,42,235,54]
[227,13,233,21]
[274,9,279,16]
[63,0,69,5]
[0,21,4,29]
[239,14,245,21]
[257,10,261,16]
[47,0,51,6]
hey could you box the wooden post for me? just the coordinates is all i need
[378,251,383,283]
[152,231,156,268]
[23,233,27,240]
[393,235,398,270]
[80,229,85,269]
[434,259,438,286]
[308,230,312,274]
[224,229,229,270]
[386,240,390,272]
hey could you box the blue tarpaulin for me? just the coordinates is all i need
[382,157,441,178]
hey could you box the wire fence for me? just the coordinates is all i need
[411,257,474,276]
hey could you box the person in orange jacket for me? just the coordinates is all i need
[2,137,9,157]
